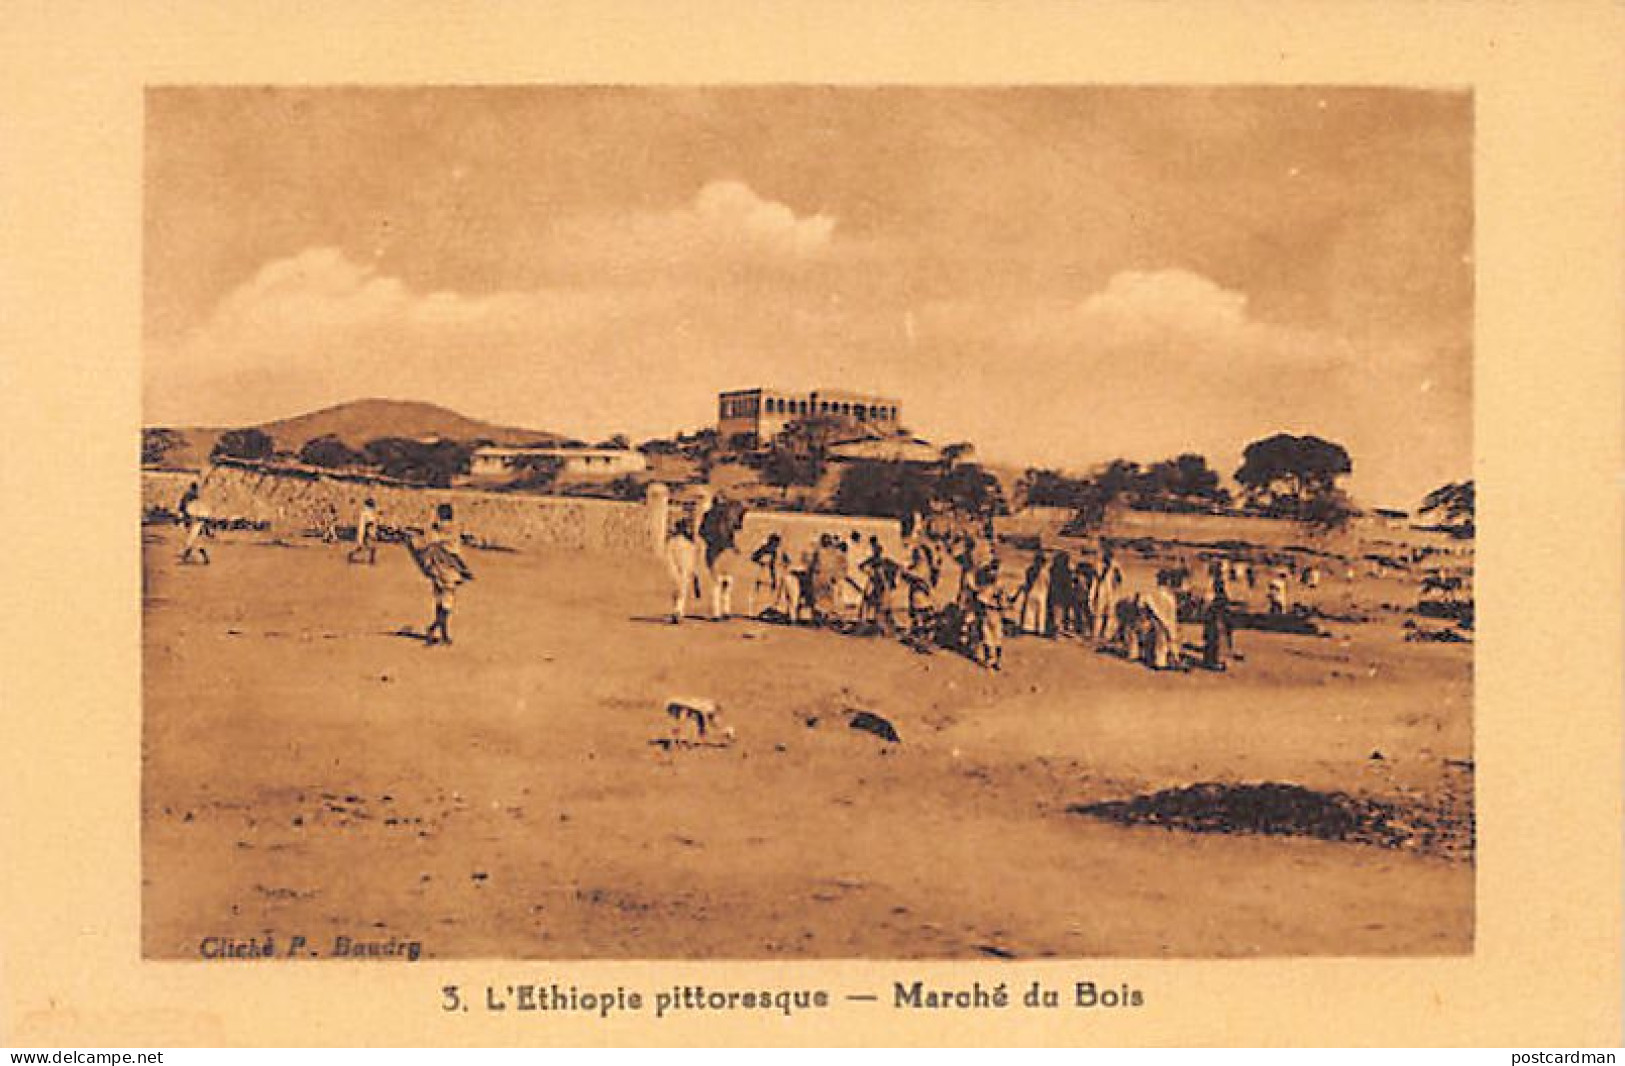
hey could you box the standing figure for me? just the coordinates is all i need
[1090,549,1124,641]
[770,544,802,622]
[348,496,379,565]
[834,541,862,620]
[858,536,900,635]
[1145,572,1183,670]
[1046,550,1077,636]
[809,536,839,625]
[405,503,473,646]
[1072,556,1097,635]
[1201,559,1235,670]
[1267,569,1290,615]
[177,480,211,565]
[318,500,341,544]
[747,532,783,617]
[903,542,939,636]
[663,514,700,624]
[1019,548,1051,636]
[970,559,1006,670]
[697,494,741,621]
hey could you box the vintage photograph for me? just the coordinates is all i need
[141,86,1474,961]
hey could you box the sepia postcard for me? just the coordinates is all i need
[2,0,1621,1049]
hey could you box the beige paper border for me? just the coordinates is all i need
[2,0,1621,1047]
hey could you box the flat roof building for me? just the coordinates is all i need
[718,387,901,444]
[469,445,647,482]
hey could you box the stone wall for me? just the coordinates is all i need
[142,469,200,517]
[144,461,658,554]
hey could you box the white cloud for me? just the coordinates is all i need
[905,269,1460,507]
[541,180,838,281]
[147,247,1465,508]
[691,180,835,255]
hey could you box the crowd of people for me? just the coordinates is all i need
[170,478,1339,668]
[658,492,1274,674]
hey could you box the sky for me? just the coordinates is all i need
[144,86,1472,507]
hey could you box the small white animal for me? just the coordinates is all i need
[663,696,735,744]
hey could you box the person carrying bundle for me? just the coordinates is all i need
[404,502,474,646]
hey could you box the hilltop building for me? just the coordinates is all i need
[717,387,901,445]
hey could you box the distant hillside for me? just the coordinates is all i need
[145,398,564,468]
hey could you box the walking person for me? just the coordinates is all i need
[663,514,701,624]
[348,496,380,565]
[405,503,473,646]
[177,480,211,565]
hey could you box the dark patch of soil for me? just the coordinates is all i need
[1069,781,1472,860]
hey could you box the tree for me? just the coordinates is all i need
[298,433,364,470]
[1299,487,1358,535]
[938,441,975,474]
[361,437,471,487]
[1143,453,1228,507]
[1090,458,1142,499]
[141,427,186,467]
[1234,433,1353,518]
[503,453,564,492]
[212,427,275,462]
[833,461,935,521]
[761,443,824,495]
[834,459,1005,524]
[778,415,844,457]
[1017,468,1092,509]
[596,433,631,450]
[1420,479,1475,538]
[936,463,1006,518]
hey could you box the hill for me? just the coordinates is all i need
[145,398,565,468]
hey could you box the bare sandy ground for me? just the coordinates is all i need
[142,525,1472,959]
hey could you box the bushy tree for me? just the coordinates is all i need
[211,427,275,461]
[361,437,471,487]
[1300,487,1358,534]
[1018,468,1089,509]
[1143,453,1228,506]
[1235,433,1353,518]
[141,427,186,467]
[1420,479,1475,538]
[834,460,1004,524]
[762,444,824,494]
[834,461,934,521]
[298,433,364,469]
[936,463,1006,517]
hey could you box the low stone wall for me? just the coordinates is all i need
[144,461,659,554]
[142,469,200,517]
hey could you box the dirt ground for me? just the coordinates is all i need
[142,523,1473,960]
